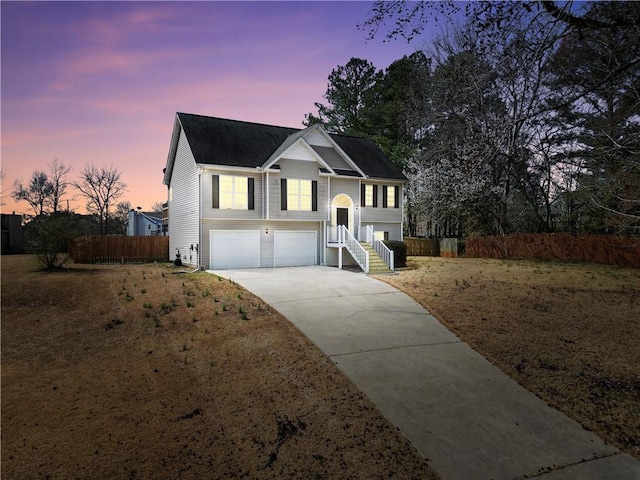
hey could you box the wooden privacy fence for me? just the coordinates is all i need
[465,233,640,268]
[69,236,169,264]
[405,238,439,256]
[405,237,459,257]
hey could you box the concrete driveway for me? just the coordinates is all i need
[211,266,640,480]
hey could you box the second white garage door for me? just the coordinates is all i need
[210,230,260,269]
[274,231,317,267]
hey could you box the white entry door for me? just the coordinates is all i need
[210,230,260,269]
[274,231,317,267]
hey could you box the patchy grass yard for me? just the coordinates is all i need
[376,256,640,460]
[1,255,437,480]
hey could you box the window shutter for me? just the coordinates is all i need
[212,175,219,209]
[280,178,287,210]
[394,185,400,208]
[361,183,366,207]
[248,177,255,210]
[312,180,318,211]
[373,185,378,208]
[382,185,388,208]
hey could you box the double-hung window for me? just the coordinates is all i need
[382,185,399,208]
[281,179,317,211]
[288,179,312,211]
[361,184,378,207]
[212,175,254,210]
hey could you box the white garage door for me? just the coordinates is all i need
[274,231,317,267]
[210,230,260,269]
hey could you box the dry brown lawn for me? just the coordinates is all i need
[376,256,640,460]
[1,255,438,480]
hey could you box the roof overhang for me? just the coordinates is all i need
[163,114,184,185]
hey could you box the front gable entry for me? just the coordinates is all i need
[262,136,335,174]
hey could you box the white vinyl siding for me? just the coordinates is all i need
[202,171,262,220]
[329,178,360,204]
[366,222,402,242]
[168,128,200,266]
[269,159,326,221]
[305,129,333,147]
[361,182,404,224]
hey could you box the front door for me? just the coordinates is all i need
[336,208,349,230]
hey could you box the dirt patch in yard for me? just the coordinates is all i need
[2,255,438,479]
[376,256,640,459]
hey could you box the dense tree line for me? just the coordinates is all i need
[307,1,639,236]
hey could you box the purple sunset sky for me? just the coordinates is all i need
[1,1,441,215]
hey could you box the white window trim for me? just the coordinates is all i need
[364,184,374,207]
[287,179,312,211]
[220,175,248,210]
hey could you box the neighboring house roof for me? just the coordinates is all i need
[167,113,406,182]
[142,211,162,221]
[127,211,163,226]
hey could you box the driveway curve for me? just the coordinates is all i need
[211,266,640,480]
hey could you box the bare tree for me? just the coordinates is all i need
[12,171,53,216]
[0,169,7,207]
[47,159,72,213]
[73,164,127,235]
[151,202,165,213]
[114,201,132,235]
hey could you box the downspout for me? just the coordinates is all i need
[358,178,362,239]
[199,171,203,269]
[400,182,404,241]
[266,171,269,220]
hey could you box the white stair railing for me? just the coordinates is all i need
[327,225,369,273]
[374,238,394,271]
[327,225,343,244]
[365,224,394,271]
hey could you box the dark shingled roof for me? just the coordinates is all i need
[331,134,406,180]
[177,113,406,180]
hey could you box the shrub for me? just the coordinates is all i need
[383,240,407,267]
[23,214,72,269]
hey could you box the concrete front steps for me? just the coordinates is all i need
[360,242,392,274]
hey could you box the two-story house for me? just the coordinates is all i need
[162,113,405,272]
[126,209,163,236]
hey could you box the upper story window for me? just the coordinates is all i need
[288,179,312,211]
[281,179,318,211]
[220,175,247,209]
[383,185,399,209]
[361,183,378,207]
[212,175,254,210]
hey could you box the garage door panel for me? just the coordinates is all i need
[274,231,316,267]
[210,230,260,269]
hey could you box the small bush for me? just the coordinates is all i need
[383,240,407,267]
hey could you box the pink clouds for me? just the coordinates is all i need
[1,2,421,216]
